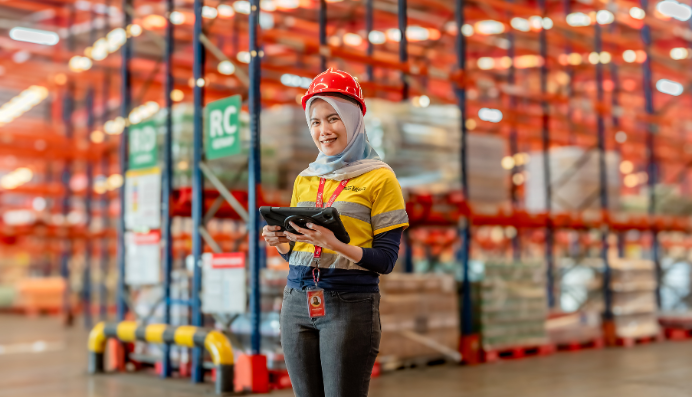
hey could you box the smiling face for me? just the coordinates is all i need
[309,99,349,156]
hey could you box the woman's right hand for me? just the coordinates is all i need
[262,225,290,247]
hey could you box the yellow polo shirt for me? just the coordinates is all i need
[288,167,409,271]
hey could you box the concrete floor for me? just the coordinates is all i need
[0,314,690,397]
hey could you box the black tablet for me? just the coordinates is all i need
[259,206,350,244]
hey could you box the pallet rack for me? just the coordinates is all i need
[1,0,692,381]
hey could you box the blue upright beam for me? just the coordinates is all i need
[594,23,613,321]
[191,0,205,383]
[563,0,575,145]
[61,85,74,326]
[538,0,555,309]
[61,4,76,326]
[82,0,97,330]
[116,0,132,322]
[639,0,660,307]
[319,0,327,70]
[248,0,263,357]
[455,0,472,339]
[609,23,623,259]
[366,0,374,81]
[100,0,112,321]
[84,87,95,329]
[398,0,408,100]
[161,0,175,379]
[506,5,520,262]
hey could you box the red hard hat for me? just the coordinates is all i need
[301,68,366,115]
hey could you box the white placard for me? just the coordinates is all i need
[201,252,247,314]
[125,231,161,286]
[124,167,161,231]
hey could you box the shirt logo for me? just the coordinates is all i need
[344,185,366,192]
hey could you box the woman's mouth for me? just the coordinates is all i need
[321,138,337,145]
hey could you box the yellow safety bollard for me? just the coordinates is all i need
[88,321,235,394]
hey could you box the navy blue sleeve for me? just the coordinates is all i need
[356,227,404,274]
[279,242,294,262]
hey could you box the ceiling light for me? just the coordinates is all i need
[260,12,275,29]
[0,86,48,126]
[630,7,646,19]
[143,15,167,29]
[368,30,386,44]
[477,57,495,70]
[622,50,637,63]
[386,28,401,42]
[33,197,46,211]
[237,51,251,63]
[620,160,634,174]
[1,167,33,189]
[596,10,615,24]
[542,17,554,29]
[671,47,689,59]
[474,20,505,35]
[170,11,185,25]
[418,95,430,108]
[218,4,235,17]
[656,79,683,96]
[465,119,477,130]
[624,174,638,187]
[12,50,30,64]
[461,24,474,37]
[276,0,299,9]
[261,0,277,11]
[343,33,363,46]
[107,174,123,190]
[217,60,235,75]
[170,89,184,102]
[478,108,503,123]
[511,17,530,32]
[566,12,591,26]
[657,0,692,21]
[568,53,582,65]
[615,131,627,143]
[202,5,218,19]
[234,1,251,14]
[9,27,59,46]
[128,24,142,37]
[90,130,105,143]
[280,74,311,88]
[529,16,543,30]
[501,156,515,170]
[599,51,611,64]
[406,26,430,41]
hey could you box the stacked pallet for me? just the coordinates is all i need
[475,261,550,355]
[365,99,508,205]
[609,258,660,340]
[525,147,620,213]
[377,273,459,369]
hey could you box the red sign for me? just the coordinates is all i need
[133,230,161,245]
[210,252,245,269]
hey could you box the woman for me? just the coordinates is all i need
[262,68,408,397]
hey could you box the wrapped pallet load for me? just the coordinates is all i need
[377,273,460,369]
[474,261,550,357]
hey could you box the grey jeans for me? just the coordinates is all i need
[280,287,382,397]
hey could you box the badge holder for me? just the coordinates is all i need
[307,267,326,318]
[305,178,350,319]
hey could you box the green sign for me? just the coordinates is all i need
[128,121,158,170]
[205,95,241,160]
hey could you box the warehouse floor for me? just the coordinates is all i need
[1,314,690,397]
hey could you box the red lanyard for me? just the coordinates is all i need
[313,177,349,261]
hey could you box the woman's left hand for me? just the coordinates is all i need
[284,222,341,250]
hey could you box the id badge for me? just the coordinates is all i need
[307,288,326,318]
